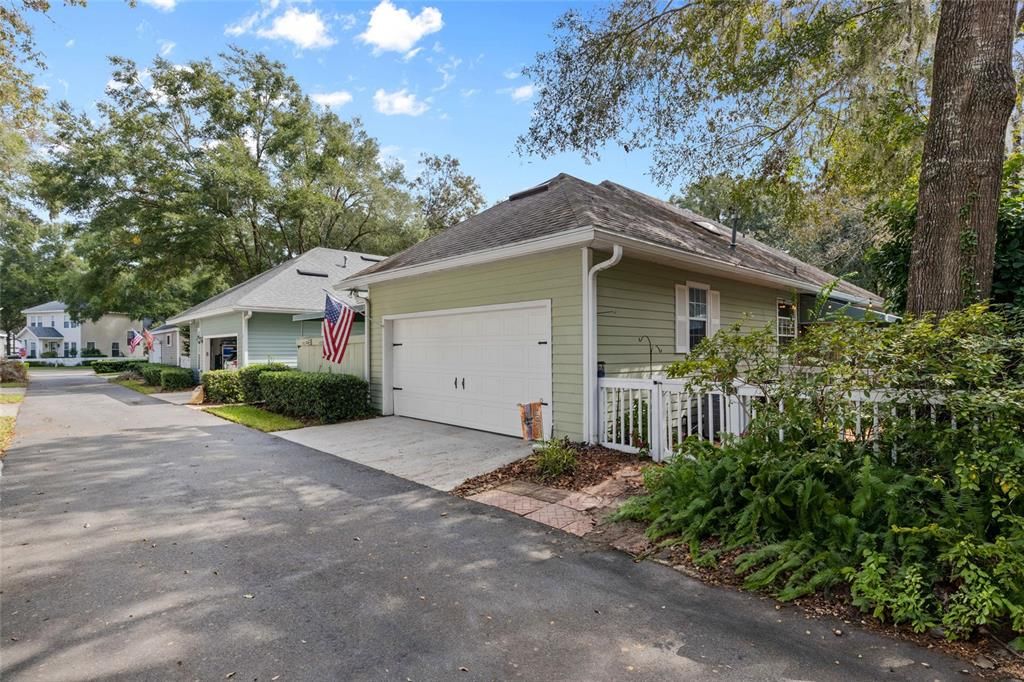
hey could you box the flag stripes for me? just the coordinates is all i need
[322,293,356,364]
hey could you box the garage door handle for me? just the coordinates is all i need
[454,376,458,389]
[461,377,465,390]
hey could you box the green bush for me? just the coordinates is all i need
[201,370,243,403]
[259,371,372,423]
[532,439,578,480]
[160,367,194,391]
[616,304,1024,640]
[80,347,103,357]
[40,351,57,358]
[238,362,290,403]
[140,364,166,386]
[91,359,147,374]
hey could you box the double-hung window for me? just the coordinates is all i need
[777,300,797,346]
[675,282,720,353]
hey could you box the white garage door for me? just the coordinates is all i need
[391,303,551,438]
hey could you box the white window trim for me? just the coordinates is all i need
[777,298,797,344]
[676,281,711,353]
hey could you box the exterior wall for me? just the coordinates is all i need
[596,256,789,378]
[190,313,243,371]
[296,335,366,377]
[149,330,180,365]
[366,248,585,441]
[247,312,306,366]
[81,314,146,358]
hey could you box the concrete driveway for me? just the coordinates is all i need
[1,372,970,681]
[272,416,533,490]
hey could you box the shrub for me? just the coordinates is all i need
[140,364,165,386]
[0,360,28,383]
[201,370,243,403]
[91,359,148,374]
[81,347,103,357]
[238,362,290,403]
[40,351,57,358]
[616,304,1024,640]
[160,367,194,391]
[259,371,372,423]
[532,439,578,480]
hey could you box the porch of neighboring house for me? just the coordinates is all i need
[18,328,64,358]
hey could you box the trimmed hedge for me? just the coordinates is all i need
[202,370,243,403]
[141,364,166,386]
[91,359,148,374]
[238,362,290,403]
[80,347,103,357]
[259,371,372,423]
[160,367,195,391]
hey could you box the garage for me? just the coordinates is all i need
[387,302,552,438]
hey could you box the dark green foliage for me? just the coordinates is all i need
[532,439,578,480]
[40,351,57,358]
[238,363,290,403]
[159,367,194,391]
[201,370,243,404]
[80,347,103,357]
[140,364,167,386]
[258,371,372,424]
[618,305,1024,639]
[90,359,147,374]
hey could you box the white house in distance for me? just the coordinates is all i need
[147,324,185,367]
[17,301,146,360]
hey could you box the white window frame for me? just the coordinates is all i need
[777,298,797,345]
[675,281,719,353]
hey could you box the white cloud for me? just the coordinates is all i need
[460,88,479,98]
[402,47,423,62]
[226,0,280,37]
[311,90,353,108]
[256,7,335,49]
[359,0,442,57]
[434,56,461,91]
[373,88,428,116]
[65,39,75,48]
[334,12,357,30]
[57,78,70,96]
[509,83,534,102]
[503,69,520,80]
[158,39,176,56]
[140,0,176,12]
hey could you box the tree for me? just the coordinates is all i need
[34,49,423,320]
[410,153,486,233]
[905,0,1018,315]
[521,0,1023,313]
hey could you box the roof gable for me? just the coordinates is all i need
[22,301,67,314]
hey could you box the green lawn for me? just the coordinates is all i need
[0,394,24,404]
[205,405,304,432]
[0,381,27,388]
[110,378,160,394]
[0,416,14,456]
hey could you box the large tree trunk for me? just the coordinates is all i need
[906,0,1018,316]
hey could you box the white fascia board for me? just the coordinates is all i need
[339,226,597,288]
[167,305,320,326]
[592,229,881,307]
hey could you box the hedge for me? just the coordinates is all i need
[202,369,243,403]
[160,367,195,391]
[141,364,167,386]
[259,371,372,423]
[80,347,103,357]
[238,362,290,403]
[91,359,148,374]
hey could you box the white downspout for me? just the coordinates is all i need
[241,310,252,368]
[361,293,370,382]
[583,244,623,443]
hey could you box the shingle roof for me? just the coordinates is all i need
[168,248,383,323]
[149,324,178,334]
[352,174,881,304]
[22,300,67,314]
[25,327,64,339]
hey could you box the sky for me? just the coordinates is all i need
[28,0,671,204]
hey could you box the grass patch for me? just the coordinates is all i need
[205,405,304,432]
[0,381,27,388]
[0,416,14,456]
[110,378,160,394]
[0,394,23,404]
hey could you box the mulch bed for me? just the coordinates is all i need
[452,442,651,497]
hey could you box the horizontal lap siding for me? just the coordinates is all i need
[597,257,785,378]
[247,313,305,366]
[191,314,242,371]
[367,248,584,441]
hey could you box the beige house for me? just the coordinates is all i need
[18,301,145,360]
[340,174,888,454]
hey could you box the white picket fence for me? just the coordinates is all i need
[598,377,949,462]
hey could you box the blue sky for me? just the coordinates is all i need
[29,0,671,203]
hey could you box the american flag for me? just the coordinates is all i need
[142,327,154,352]
[322,293,356,364]
[127,329,143,353]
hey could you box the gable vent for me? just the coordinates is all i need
[296,269,328,278]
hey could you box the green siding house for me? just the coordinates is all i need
[167,248,378,373]
[340,174,887,447]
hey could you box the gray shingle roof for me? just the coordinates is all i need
[149,324,178,334]
[25,327,64,339]
[22,300,67,314]
[352,174,881,304]
[168,248,383,323]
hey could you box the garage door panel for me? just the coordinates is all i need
[391,304,551,438]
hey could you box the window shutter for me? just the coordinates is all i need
[709,290,721,336]
[674,284,688,353]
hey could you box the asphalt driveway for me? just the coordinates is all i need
[1,372,970,680]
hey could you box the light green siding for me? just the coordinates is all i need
[367,248,585,441]
[190,313,242,371]
[596,256,789,378]
[247,312,305,366]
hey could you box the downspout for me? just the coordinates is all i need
[583,244,623,443]
[241,310,252,368]
[362,295,371,382]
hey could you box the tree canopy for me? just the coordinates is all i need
[411,153,486,234]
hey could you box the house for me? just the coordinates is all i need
[17,301,146,360]
[339,173,885,445]
[147,324,185,367]
[167,248,382,372]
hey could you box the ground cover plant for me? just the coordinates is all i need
[205,405,303,432]
[616,304,1024,641]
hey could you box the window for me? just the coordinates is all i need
[29,342,36,358]
[86,341,95,351]
[50,316,55,327]
[111,342,120,357]
[777,300,797,346]
[675,282,719,352]
[63,342,69,357]
[64,319,70,328]
[71,342,77,356]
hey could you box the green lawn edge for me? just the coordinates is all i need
[205,405,304,432]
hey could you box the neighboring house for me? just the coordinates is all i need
[167,248,383,372]
[340,173,886,444]
[147,324,184,367]
[16,301,145,359]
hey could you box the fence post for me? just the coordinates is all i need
[651,381,663,461]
